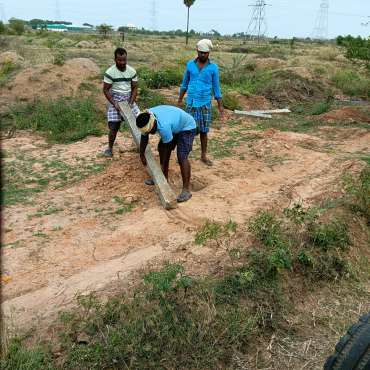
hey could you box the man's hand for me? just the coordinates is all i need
[177,99,183,108]
[218,105,225,120]
[140,153,147,166]
[113,101,120,112]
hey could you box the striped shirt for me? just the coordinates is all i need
[103,64,138,95]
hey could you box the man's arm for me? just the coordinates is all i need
[158,141,173,179]
[139,134,149,166]
[103,82,120,111]
[178,67,190,107]
[212,66,224,117]
[129,80,138,105]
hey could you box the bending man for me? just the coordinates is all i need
[136,105,197,203]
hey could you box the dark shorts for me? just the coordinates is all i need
[159,129,196,163]
[108,121,121,131]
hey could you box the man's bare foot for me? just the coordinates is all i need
[201,157,213,166]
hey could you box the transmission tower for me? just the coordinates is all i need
[55,0,61,21]
[151,0,157,31]
[312,0,329,40]
[246,1,269,43]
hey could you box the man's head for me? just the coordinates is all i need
[114,47,127,71]
[136,111,157,135]
[196,39,213,63]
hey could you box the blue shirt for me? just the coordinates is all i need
[149,105,196,143]
[180,59,222,108]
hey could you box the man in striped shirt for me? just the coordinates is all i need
[102,47,140,157]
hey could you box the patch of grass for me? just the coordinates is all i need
[308,219,350,251]
[343,166,370,222]
[331,70,370,97]
[6,97,104,143]
[195,219,237,245]
[0,338,53,370]
[0,61,18,87]
[137,85,167,109]
[222,92,242,111]
[113,196,135,214]
[310,101,331,115]
[137,66,183,89]
[29,205,63,218]
[2,152,107,206]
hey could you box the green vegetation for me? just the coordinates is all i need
[2,170,370,368]
[137,66,183,89]
[3,151,107,206]
[0,61,18,87]
[137,85,167,109]
[331,70,370,97]
[113,196,136,214]
[5,97,105,143]
[337,35,370,66]
[222,92,242,111]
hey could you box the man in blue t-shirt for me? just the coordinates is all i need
[136,105,197,203]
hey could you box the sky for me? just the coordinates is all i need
[2,0,370,38]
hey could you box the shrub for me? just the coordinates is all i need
[137,85,167,109]
[331,70,370,97]
[137,66,183,89]
[53,50,66,66]
[8,97,104,143]
[0,61,17,87]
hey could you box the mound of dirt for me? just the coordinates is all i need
[0,51,24,65]
[0,58,101,107]
[76,40,97,49]
[318,107,370,124]
[260,69,325,105]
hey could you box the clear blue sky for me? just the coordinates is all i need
[3,0,370,38]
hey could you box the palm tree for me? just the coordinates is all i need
[184,0,196,45]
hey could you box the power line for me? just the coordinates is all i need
[312,0,329,40]
[246,0,269,43]
[151,0,157,31]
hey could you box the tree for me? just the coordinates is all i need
[0,21,6,34]
[9,18,26,35]
[184,0,195,45]
[97,23,113,38]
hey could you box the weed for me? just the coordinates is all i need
[195,220,223,245]
[113,196,135,214]
[137,85,167,109]
[137,66,183,89]
[308,219,350,251]
[311,101,331,115]
[331,70,370,97]
[0,338,53,370]
[0,61,18,87]
[7,97,104,143]
[343,166,370,222]
[222,92,242,111]
[53,50,65,66]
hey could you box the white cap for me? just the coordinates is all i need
[196,39,213,52]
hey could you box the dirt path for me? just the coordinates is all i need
[2,123,369,334]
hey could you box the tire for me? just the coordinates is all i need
[324,313,370,370]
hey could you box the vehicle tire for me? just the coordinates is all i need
[324,313,370,370]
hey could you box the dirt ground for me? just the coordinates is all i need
[3,111,369,333]
[1,35,370,369]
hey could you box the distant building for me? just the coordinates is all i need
[36,23,93,33]
[126,23,137,31]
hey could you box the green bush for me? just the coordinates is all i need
[53,50,66,66]
[331,70,370,97]
[8,97,104,143]
[310,101,331,115]
[137,66,183,89]
[137,85,167,109]
[0,61,17,87]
